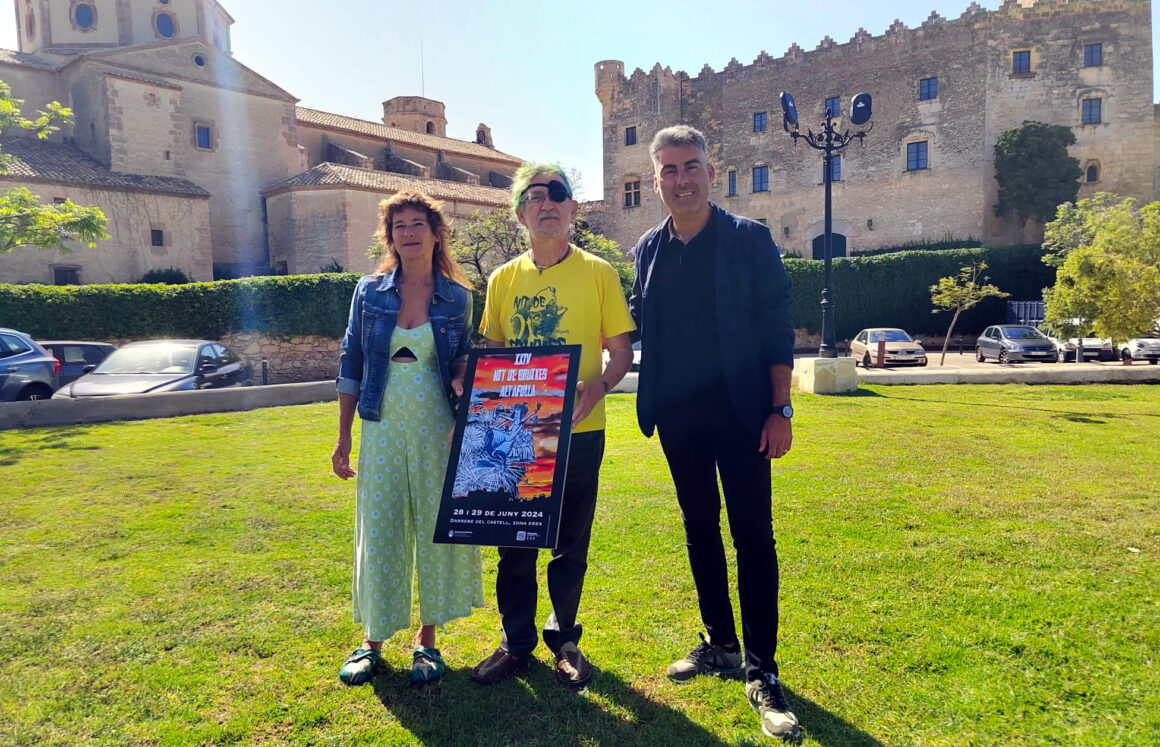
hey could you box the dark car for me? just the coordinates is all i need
[976,325,1057,364]
[0,328,60,401]
[38,341,116,386]
[52,340,254,399]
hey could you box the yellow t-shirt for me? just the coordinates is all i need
[480,246,635,433]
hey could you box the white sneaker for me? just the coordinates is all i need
[745,673,801,741]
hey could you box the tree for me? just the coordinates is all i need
[449,208,527,287]
[993,121,1082,223]
[1042,193,1160,343]
[573,208,631,299]
[930,261,1009,365]
[0,80,108,253]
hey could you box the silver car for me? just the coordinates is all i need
[52,340,254,399]
[850,328,928,367]
[975,325,1057,363]
[0,328,60,401]
[1120,337,1160,364]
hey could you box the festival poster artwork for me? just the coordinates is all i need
[434,345,581,549]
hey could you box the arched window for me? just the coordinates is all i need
[74,3,96,31]
[25,9,35,39]
[426,122,435,134]
[155,12,176,39]
[1086,164,1099,182]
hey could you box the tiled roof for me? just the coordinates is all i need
[0,48,59,70]
[264,162,512,207]
[0,138,210,197]
[295,107,523,165]
[103,70,182,90]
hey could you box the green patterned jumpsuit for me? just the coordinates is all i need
[353,323,483,642]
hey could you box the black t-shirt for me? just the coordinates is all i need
[650,212,729,416]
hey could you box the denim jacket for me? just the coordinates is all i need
[336,269,473,421]
[629,203,794,439]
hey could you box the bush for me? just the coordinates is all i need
[0,273,361,340]
[784,244,1053,338]
[138,268,190,284]
[853,235,982,257]
[1,246,1052,343]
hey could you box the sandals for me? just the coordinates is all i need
[411,646,445,684]
[338,645,445,686]
[338,647,383,686]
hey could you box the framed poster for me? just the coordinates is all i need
[434,345,581,549]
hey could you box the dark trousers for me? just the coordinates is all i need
[657,407,780,680]
[496,430,605,655]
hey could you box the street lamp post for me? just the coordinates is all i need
[780,92,873,358]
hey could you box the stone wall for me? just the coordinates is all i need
[596,0,1155,256]
[220,331,341,384]
[0,182,211,284]
[106,332,342,384]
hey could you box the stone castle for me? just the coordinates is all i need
[595,0,1156,257]
[0,0,523,285]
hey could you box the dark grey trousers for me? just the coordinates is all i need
[495,430,605,656]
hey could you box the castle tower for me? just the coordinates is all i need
[382,96,447,137]
[16,0,234,57]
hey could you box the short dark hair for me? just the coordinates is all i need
[650,125,707,166]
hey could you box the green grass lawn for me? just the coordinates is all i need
[2,385,1158,746]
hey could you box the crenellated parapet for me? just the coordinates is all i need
[594,0,1144,96]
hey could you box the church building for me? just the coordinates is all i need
[0,0,521,284]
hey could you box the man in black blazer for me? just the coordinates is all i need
[628,125,799,741]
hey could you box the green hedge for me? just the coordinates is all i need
[784,245,1054,338]
[0,273,360,340]
[1,247,1053,342]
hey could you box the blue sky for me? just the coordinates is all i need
[1,1,1156,200]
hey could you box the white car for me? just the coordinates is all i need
[1119,337,1160,364]
[602,340,641,372]
[1052,335,1114,362]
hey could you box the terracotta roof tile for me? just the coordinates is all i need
[295,107,523,165]
[0,138,210,197]
[0,48,59,70]
[263,162,511,207]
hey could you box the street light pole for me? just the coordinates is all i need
[780,93,873,358]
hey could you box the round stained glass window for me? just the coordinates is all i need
[75,3,95,30]
[193,54,205,67]
[155,12,175,38]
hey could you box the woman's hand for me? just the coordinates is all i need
[332,435,357,480]
[450,376,465,399]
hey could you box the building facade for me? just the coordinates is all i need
[0,0,521,285]
[595,0,1156,257]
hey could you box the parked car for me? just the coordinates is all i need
[1120,337,1160,364]
[602,340,642,372]
[37,341,116,385]
[0,328,60,401]
[52,340,254,399]
[1053,335,1114,362]
[976,325,1057,363]
[850,328,928,367]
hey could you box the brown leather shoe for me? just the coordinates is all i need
[470,647,528,685]
[554,642,592,687]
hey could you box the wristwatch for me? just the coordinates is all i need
[774,404,794,419]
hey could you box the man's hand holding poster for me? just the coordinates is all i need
[434,345,580,549]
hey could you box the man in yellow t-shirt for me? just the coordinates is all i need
[471,163,634,689]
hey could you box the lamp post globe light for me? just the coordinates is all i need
[780,91,873,358]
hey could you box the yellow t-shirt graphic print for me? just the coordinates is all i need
[509,287,568,346]
[481,246,635,433]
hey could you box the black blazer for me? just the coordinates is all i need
[629,204,794,438]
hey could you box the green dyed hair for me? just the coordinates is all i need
[510,162,573,213]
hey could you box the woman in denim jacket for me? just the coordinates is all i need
[331,191,482,686]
